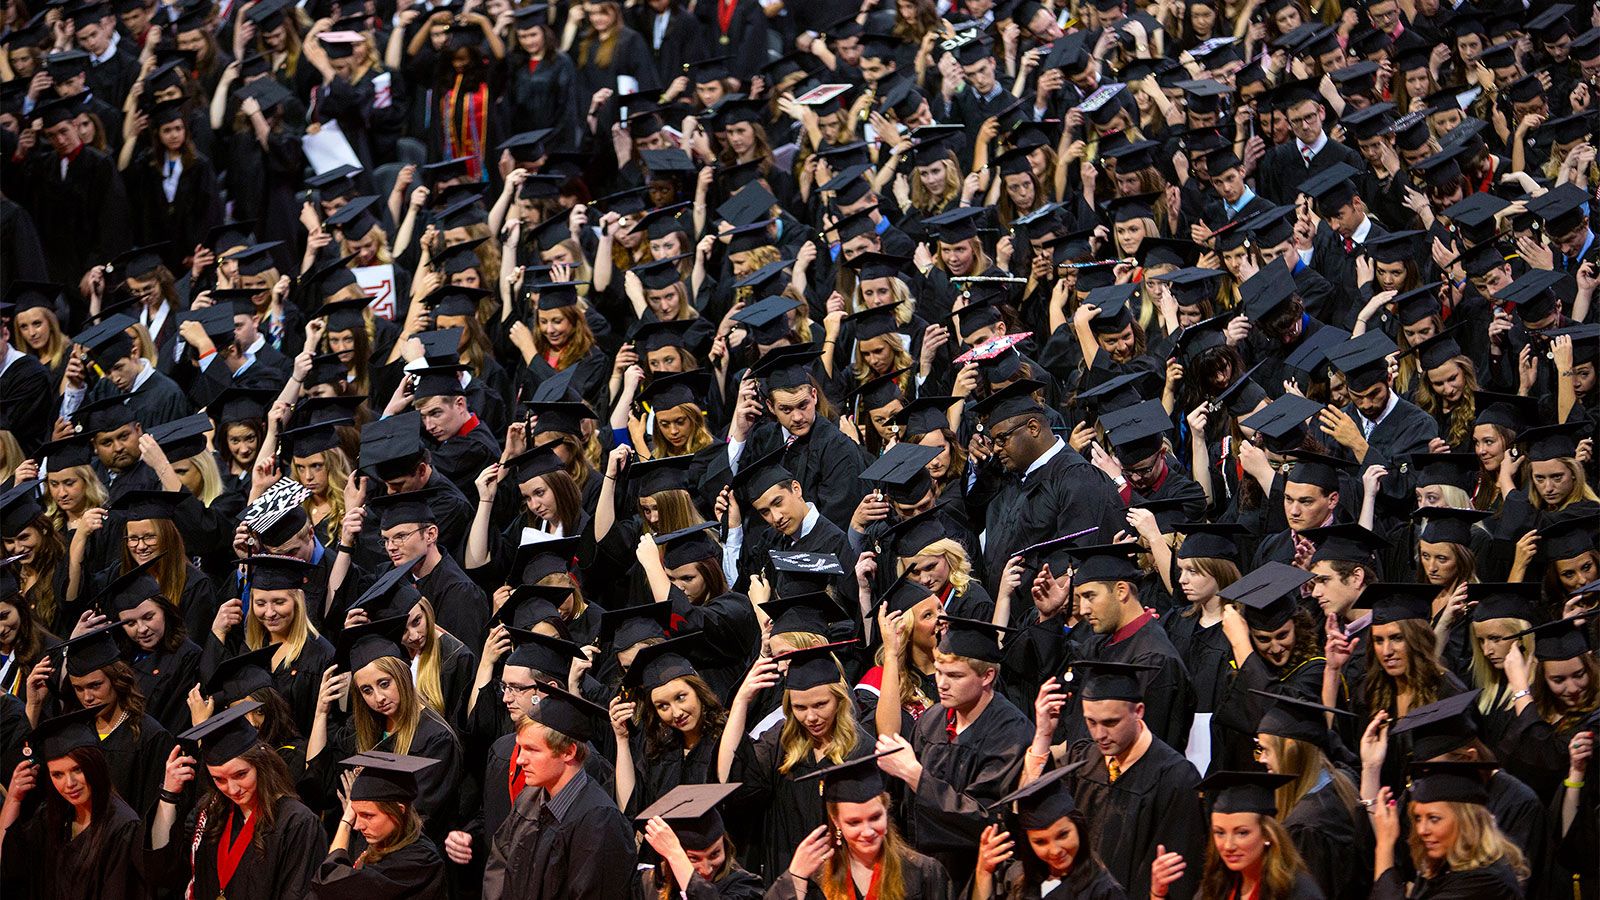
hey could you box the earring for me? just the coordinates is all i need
[833,828,844,847]
[1263,841,1272,847]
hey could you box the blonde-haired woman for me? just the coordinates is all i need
[1254,694,1368,900]
[718,646,875,883]
[1412,339,1481,453]
[1369,773,1526,898]
[340,581,478,726]
[9,289,72,391]
[777,753,953,899]
[209,554,336,733]
[1151,772,1324,900]
[307,617,463,847]
[94,490,220,644]
[1465,588,1538,749]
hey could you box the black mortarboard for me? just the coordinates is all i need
[971,378,1046,428]
[203,644,279,706]
[1069,660,1157,702]
[1239,264,1299,321]
[73,314,136,369]
[357,413,424,477]
[1366,582,1440,625]
[58,620,123,676]
[1326,329,1397,390]
[892,396,956,438]
[1413,506,1492,547]
[1304,523,1389,566]
[623,632,706,691]
[109,489,186,523]
[367,489,438,530]
[860,441,942,504]
[0,480,43,536]
[30,706,103,760]
[178,701,264,765]
[985,760,1089,829]
[1066,543,1143,586]
[335,615,411,672]
[239,554,314,591]
[748,344,822,392]
[1198,771,1297,816]
[1253,690,1353,750]
[1462,581,1542,624]
[761,592,847,636]
[1500,268,1566,323]
[634,782,742,849]
[1282,450,1356,493]
[1341,101,1398,141]
[325,195,381,237]
[849,368,908,412]
[1408,761,1495,805]
[504,628,585,680]
[597,599,676,650]
[1239,393,1323,453]
[1527,182,1591,236]
[1389,690,1483,760]
[794,749,898,803]
[528,681,606,743]
[1106,400,1172,464]
[1299,163,1363,218]
[1539,511,1600,560]
[731,295,799,344]
[343,751,439,803]
[35,435,95,472]
[729,444,796,503]
[1220,561,1312,630]
[923,206,986,243]
[526,400,594,437]
[1518,420,1590,461]
[72,392,138,435]
[1173,522,1246,563]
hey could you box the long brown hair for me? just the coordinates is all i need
[361,800,424,864]
[352,656,425,753]
[1413,356,1479,449]
[1199,814,1307,900]
[199,742,300,849]
[19,516,66,626]
[1532,652,1600,726]
[525,469,584,534]
[636,673,727,754]
[1364,619,1454,715]
[1407,801,1528,880]
[575,1,621,68]
[533,304,598,370]
[121,519,190,611]
[95,661,150,740]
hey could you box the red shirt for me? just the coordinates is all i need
[1110,609,1155,645]
[455,413,482,438]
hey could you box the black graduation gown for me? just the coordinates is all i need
[905,694,1035,879]
[714,418,868,531]
[125,149,223,253]
[312,712,463,842]
[481,773,638,900]
[18,144,132,290]
[761,850,953,899]
[1063,738,1207,900]
[1285,779,1370,900]
[425,420,501,502]
[0,352,54,455]
[993,858,1130,899]
[624,727,719,817]
[131,639,203,735]
[1001,612,1082,716]
[472,731,617,857]
[1,794,148,900]
[1353,396,1439,471]
[1371,859,1523,899]
[308,839,447,900]
[275,637,337,736]
[729,727,877,882]
[412,555,490,651]
[144,796,324,900]
[1057,617,1195,754]
[99,713,177,817]
[1163,611,1230,720]
[969,444,1128,600]
[496,52,582,148]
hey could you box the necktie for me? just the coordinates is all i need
[1343,236,1355,254]
[1301,145,1314,165]
[1106,758,1121,783]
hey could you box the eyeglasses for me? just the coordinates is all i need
[1289,111,1322,128]
[126,534,160,547]
[497,680,538,697]
[381,528,422,548]
[1252,740,1267,762]
[1124,455,1164,481]
[988,419,1035,446]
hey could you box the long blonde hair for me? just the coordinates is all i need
[575,1,621,69]
[778,678,860,774]
[1525,457,1600,511]
[650,402,715,455]
[121,519,189,612]
[245,588,320,670]
[1258,734,1359,819]
[1469,617,1533,715]
[898,538,971,594]
[180,450,225,505]
[909,158,961,213]
[1413,357,1479,449]
[15,306,71,369]
[818,794,911,900]
[353,655,425,753]
[1407,801,1528,880]
[298,447,351,529]
[412,597,448,716]
[43,465,108,529]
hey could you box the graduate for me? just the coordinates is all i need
[636,782,767,900]
[0,706,149,900]
[973,762,1128,900]
[309,752,448,900]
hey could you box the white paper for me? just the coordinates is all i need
[352,263,397,320]
[302,120,361,174]
[519,527,562,545]
[616,74,639,96]
[372,71,392,110]
[1185,712,1213,774]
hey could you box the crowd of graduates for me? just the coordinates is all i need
[3,0,1600,896]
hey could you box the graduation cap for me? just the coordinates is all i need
[178,701,264,765]
[144,412,214,463]
[761,591,848,636]
[1298,162,1363,218]
[203,644,280,706]
[33,94,82,128]
[1302,523,1389,567]
[71,391,140,436]
[1236,394,1320,456]
[1410,505,1491,548]
[306,166,363,202]
[1342,101,1398,141]
[1572,24,1600,60]
[243,0,291,29]
[849,368,909,414]
[729,444,797,505]
[52,619,123,677]
[28,706,104,761]
[1173,521,1247,564]
[1239,264,1299,322]
[1065,542,1144,586]
[1386,690,1483,760]
[635,782,741,850]
[1460,581,1542,624]
[239,76,293,114]
[1104,400,1171,464]
[1500,267,1567,323]
[239,554,314,591]
[325,195,382,237]
[892,396,957,439]
[923,206,986,243]
[984,759,1089,829]
[1219,561,1312,630]
[971,378,1046,428]
[1527,181,1591,237]
[526,399,595,437]
[72,313,136,369]
[1252,691,1353,751]
[504,626,588,678]
[623,632,707,691]
[637,369,710,413]
[108,489,188,524]
[1472,390,1538,434]
[1197,771,1297,816]
[1540,510,1600,560]
[0,479,43,536]
[748,344,822,392]
[367,488,439,530]
[432,193,488,231]
[44,48,90,80]
[768,634,857,688]
[347,556,424,619]
[1408,760,1495,805]
[597,600,676,651]
[34,435,95,473]
[793,749,898,803]
[334,613,409,672]
[1366,582,1440,625]
[860,441,942,504]
[1067,660,1157,702]
[1518,419,1590,461]
[342,751,439,803]
[527,681,607,743]
[1326,329,1396,391]
[1281,450,1356,493]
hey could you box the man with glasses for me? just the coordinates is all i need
[346,490,489,649]
[1255,82,1368,207]
[968,379,1127,600]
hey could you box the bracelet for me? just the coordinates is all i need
[1510,688,1531,701]
[340,817,356,828]
[198,348,216,360]
[1562,370,1576,376]
[1358,797,1377,809]
[1025,747,1049,760]
[159,789,183,805]
[335,544,355,554]
[1565,778,1586,789]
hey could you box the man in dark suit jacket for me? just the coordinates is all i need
[73,3,140,107]
[1254,83,1368,206]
